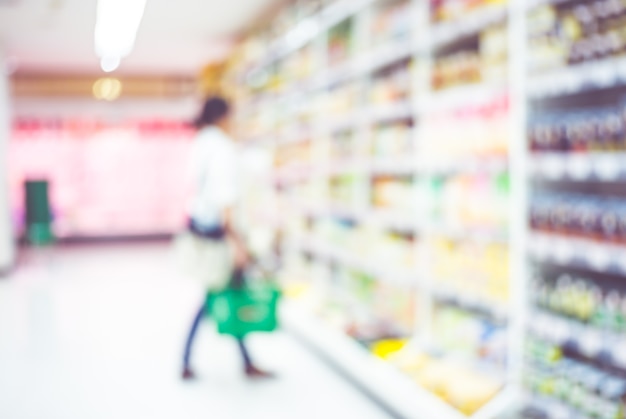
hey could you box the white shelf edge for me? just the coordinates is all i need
[364,40,416,74]
[526,0,574,9]
[528,152,626,182]
[281,302,471,419]
[431,5,508,48]
[527,232,626,275]
[371,158,416,175]
[415,156,508,175]
[431,286,509,321]
[368,102,415,124]
[301,239,420,286]
[528,56,626,99]
[417,224,509,244]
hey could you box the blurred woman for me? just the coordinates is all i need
[181,96,271,380]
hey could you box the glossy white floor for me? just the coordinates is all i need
[0,243,391,419]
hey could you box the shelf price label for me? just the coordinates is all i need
[529,233,550,260]
[595,154,620,181]
[542,155,566,180]
[617,248,626,273]
[554,239,574,264]
[580,327,603,358]
[587,243,611,271]
[611,337,626,368]
[567,154,592,180]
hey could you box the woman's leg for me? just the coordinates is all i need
[237,337,274,378]
[182,302,206,378]
[236,338,253,370]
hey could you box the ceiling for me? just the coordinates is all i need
[0,0,282,76]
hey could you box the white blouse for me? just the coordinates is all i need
[187,127,240,228]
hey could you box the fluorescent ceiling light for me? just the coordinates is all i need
[100,56,121,73]
[95,0,147,71]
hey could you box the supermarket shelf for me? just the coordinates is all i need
[432,286,509,321]
[274,165,310,183]
[247,0,376,73]
[524,393,586,419]
[319,110,365,133]
[328,159,369,175]
[281,302,464,419]
[525,0,574,9]
[431,6,508,48]
[320,0,375,32]
[528,152,626,181]
[282,302,517,419]
[528,308,626,368]
[371,157,416,176]
[368,102,415,124]
[303,239,420,286]
[364,41,415,74]
[308,41,414,92]
[300,205,416,233]
[528,57,626,99]
[418,83,508,112]
[309,203,368,221]
[416,155,508,175]
[325,59,364,88]
[366,210,417,234]
[418,224,508,244]
[528,232,626,275]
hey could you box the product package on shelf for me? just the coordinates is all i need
[432,23,508,91]
[328,18,355,67]
[371,122,414,159]
[430,237,509,306]
[371,0,413,47]
[416,173,509,234]
[528,0,626,74]
[328,174,360,209]
[301,262,417,351]
[324,81,363,122]
[371,62,413,106]
[417,93,509,162]
[431,0,507,23]
[386,343,504,416]
[432,304,508,369]
[372,175,415,215]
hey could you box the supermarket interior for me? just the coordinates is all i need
[2,0,626,418]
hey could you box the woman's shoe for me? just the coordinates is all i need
[244,365,275,379]
[182,367,196,380]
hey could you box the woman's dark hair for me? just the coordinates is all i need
[194,96,230,128]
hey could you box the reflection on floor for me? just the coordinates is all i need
[0,243,391,419]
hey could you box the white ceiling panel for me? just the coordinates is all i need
[0,0,281,75]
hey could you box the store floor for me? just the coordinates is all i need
[0,243,391,419]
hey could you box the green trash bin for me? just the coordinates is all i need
[24,180,54,245]
[208,284,281,338]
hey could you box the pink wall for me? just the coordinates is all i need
[9,116,194,238]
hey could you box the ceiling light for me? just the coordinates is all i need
[100,55,121,73]
[94,0,146,71]
[93,78,122,101]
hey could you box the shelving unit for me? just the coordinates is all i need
[229,0,626,414]
[521,0,626,417]
[227,0,524,417]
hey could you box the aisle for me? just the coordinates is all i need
[0,243,392,419]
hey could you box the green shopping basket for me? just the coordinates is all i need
[208,284,281,338]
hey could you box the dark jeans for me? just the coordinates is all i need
[183,295,253,370]
[183,217,252,370]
